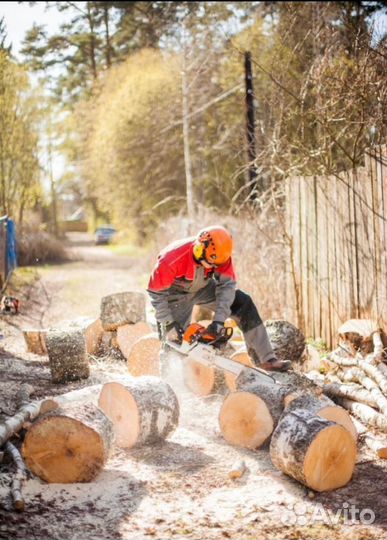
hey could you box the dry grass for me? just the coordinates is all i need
[152,204,287,321]
[17,229,71,266]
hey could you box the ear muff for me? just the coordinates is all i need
[193,241,204,260]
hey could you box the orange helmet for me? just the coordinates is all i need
[193,226,233,266]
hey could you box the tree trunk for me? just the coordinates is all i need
[270,408,357,492]
[127,333,161,377]
[98,376,179,448]
[45,328,89,383]
[22,403,113,483]
[85,319,104,355]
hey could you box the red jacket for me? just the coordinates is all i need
[148,237,235,291]
[147,237,236,323]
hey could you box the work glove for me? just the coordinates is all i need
[159,321,183,344]
[201,320,225,341]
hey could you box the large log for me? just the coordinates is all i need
[98,376,179,448]
[116,322,152,359]
[45,328,90,383]
[127,333,161,376]
[22,403,113,483]
[100,291,146,331]
[219,370,286,449]
[284,394,357,440]
[270,408,357,492]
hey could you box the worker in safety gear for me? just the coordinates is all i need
[147,225,290,371]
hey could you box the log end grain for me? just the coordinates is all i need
[183,360,225,396]
[127,333,161,377]
[22,404,113,483]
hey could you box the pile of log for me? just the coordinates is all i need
[303,322,387,460]
[218,367,358,492]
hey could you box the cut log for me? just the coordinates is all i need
[16,384,35,409]
[22,403,113,483]
[84,319,104,355]
[219,372,286,449]
[270,408,357,492]
[116,322,152,359]
[5,441,27,511]
[284,394,357,440]
[339,398,387,432]
[23,330,47,355]
[264,319,305,362]
[100,291,146,331]
[228,459,247,479]
[224,350,255,392]
[45,328,89,383]
[270,370,323,398]
[98,376,179,448]
[127,333,161,376]
[322,382,379,409]
[183,360,225,396]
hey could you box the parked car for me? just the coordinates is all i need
[95,226,117,245]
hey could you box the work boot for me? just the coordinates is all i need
[259,358,292,372]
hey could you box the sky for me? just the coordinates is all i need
[0,2,63,58]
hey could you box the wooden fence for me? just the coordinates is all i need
[285,146,387,348]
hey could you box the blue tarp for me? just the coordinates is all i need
[6,218,17,274]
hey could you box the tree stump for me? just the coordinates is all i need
[98,376,179,448]
[127,333,161,376]
[265,319,305,362]
[100,291,146,331]
[22,404,113,483]
[270,408,357,492]
[219,370,286,449]
[117,322,152,359]
[46,329,90,383]
[23,330,47,355]
[285,394,357,440]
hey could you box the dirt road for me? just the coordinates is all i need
[0,234,386,540]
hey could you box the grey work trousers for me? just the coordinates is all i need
[167,281,276,365]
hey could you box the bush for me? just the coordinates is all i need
[17,229,71,266]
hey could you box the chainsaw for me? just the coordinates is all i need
[165,322,276,385]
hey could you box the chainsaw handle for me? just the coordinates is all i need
[200,325,233,346]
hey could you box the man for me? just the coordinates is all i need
[147,225,290,371]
